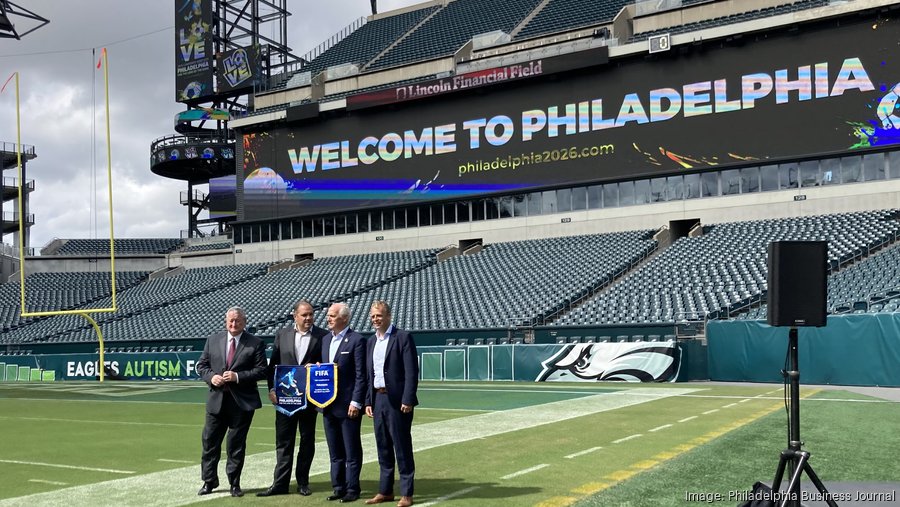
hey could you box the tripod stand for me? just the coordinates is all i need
[770,327,837,507]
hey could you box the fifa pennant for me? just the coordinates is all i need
[273,365,307,416]
[307,363,337,408]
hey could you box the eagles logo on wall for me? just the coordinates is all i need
[536,341,681,382]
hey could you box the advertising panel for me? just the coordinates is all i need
[217,45,258,95]
[175,0,214,102]
[241,15,899,221]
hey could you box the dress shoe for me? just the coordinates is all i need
[327,492,347,501]
[397,496,413,507]
[298,485,312,496]
[365,493,395,504]
[230,485,244,497]
[341,493,360,503]
[256,486,289,497]
[197,481,219,495]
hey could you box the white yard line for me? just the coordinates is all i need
[27,480,67,486]
[0,387,698,507]
[564,446,604,459]
[500,464,549,480]
[416,486,480,507]
[612,434,643,444]
[0,459,134,475]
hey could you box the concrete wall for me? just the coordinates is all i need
[20,256,168,275]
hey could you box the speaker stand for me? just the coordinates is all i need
[770,327,837,507]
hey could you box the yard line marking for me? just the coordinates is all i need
[678,416,698,423]
[575,398,789,503]
[0,459,134,475]
[156,459,192,464]
[572,482,610,494]
[0,416,274,431]
[535,496,578,507]
[501,464,549,480]
[739,398,752,403]
[414,407,487,412]
[565,446,603,459]
[417,486,480,507]
[630,459,658,470]
[0,387,699,507]
[28,480,67,486]
[702,409,719,415]
[648,424,672,432]
[723,403,738,408]
[0,397,205,406]
[421,387,617,395]
[0,416,197,428]
[612,434,642,444]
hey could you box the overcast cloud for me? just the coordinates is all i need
[0,0,420,252]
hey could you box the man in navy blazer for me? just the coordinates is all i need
[321,302,367,502]
[364,301,418,507]
[196,306,267,498]
[257,300,328,497]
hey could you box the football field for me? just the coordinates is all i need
[0,381,897,506]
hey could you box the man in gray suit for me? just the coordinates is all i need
[197,306,267,498]
[258,300,327,497]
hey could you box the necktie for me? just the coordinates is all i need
[226,337,236,369]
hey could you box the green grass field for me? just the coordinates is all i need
[0,381,897,506]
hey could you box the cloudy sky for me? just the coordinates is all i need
[0,0,420,252]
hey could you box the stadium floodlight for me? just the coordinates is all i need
[5,50,118,382]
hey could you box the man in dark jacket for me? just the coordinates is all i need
[258,300,328,497]
[197,306,267,498]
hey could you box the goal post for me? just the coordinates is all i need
[8,50,118,381]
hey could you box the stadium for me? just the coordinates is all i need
[1,0,900,505]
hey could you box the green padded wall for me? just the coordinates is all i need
[707,314,900,386]
[467,346,490,380]
[444,350,466,381]
[491,345,513,380]
[421,352,443,381]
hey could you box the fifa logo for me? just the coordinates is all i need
[221,48,252,88]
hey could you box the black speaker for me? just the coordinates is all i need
[767,241,827,327]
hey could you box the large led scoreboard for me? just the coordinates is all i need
[238,13,900,222]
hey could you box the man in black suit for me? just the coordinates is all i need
[257,300,328,497]
[364,301,418,507]
[321,302,367,503]
[197,306,267,498]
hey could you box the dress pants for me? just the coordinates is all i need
[323,411,363,496]
[272,407,318,489]
[201,393,255,487]
[372,391,415,497]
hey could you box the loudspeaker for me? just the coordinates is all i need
[767,241,827,327]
